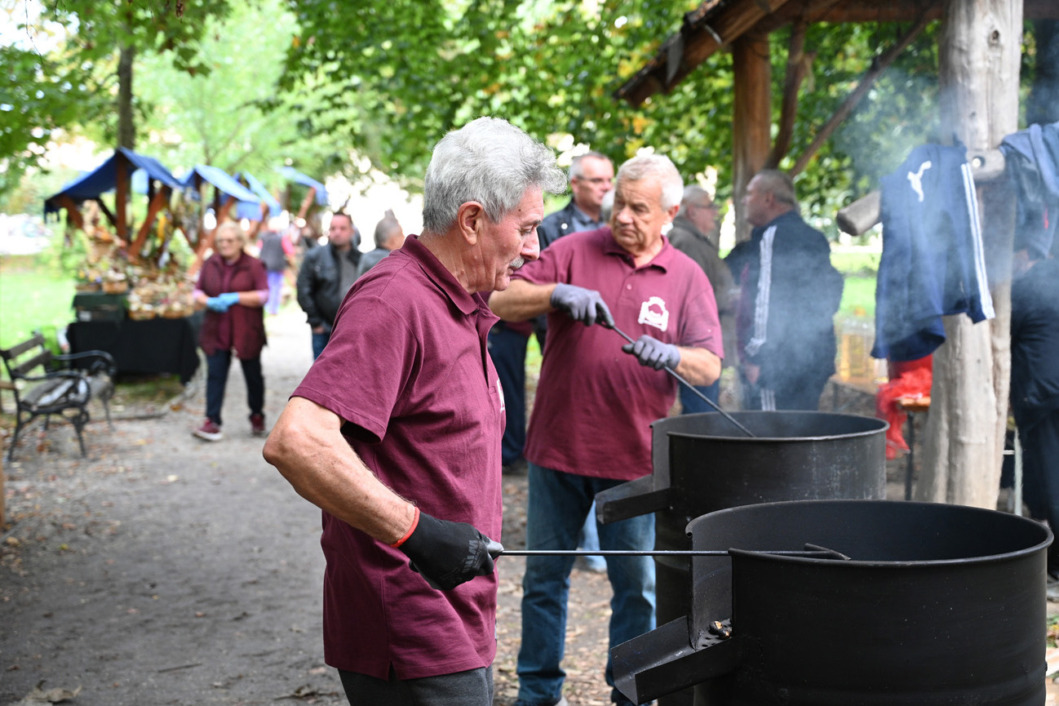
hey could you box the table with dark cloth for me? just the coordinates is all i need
[67,314,202,384]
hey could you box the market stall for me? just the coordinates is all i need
[178,164,264,271]
[43,149,208,380]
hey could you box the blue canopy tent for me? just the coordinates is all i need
[43,147,181,258]
[235,172,282,222]
[178,165,267,265]
[276,166,329,207]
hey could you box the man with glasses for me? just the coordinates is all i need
[667,185,736,410]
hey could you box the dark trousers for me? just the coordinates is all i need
[1019,412,1059,573]
[339,666,493,706]
[489,324,529,465]
[679,380,720,414]
[205,350,264,425]
[740,369,828,411]
[311,323,333,360]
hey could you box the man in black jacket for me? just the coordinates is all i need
[296,212,360,359]
[730,170,843,411]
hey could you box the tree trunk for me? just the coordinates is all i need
[916,0,1021,508]
[118,44,136,150]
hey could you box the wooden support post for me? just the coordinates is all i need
[128,187,170,260]
[767,21,809,168]
[94,197,118,232]
[732,32,773,242]
[115,156,129,242]
[915,0,1021,509]
[296,187,317,222]
[55,196,85,232]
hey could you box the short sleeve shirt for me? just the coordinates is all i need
[515,227,722,481]
[292,235,504,679]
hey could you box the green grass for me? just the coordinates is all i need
[0,255,76,350]
[839,276,875,319]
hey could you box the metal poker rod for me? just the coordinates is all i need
[605,323,756,438]
[496,548,850,560]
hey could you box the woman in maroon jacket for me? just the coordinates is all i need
[192,222,269,441]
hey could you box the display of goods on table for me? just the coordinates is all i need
[72,215,195,321]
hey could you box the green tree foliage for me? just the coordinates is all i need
[0,0,229,194]
[135,0,345,185]
[279,0,956,232]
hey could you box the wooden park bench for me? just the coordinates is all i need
[0,332,116,461]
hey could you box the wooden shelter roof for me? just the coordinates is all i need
[616,0,1059,108]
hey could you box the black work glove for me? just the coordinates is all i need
[622,334,681,370]
[398,511,497,591]
[550,283,615,328]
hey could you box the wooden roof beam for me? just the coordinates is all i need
[791,6,933,175]
[616,0,794,107]
[616,0,1059,108]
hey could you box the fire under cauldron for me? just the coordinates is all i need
[595,411,888,704]
[612,499,1053,705]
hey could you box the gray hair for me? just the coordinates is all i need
[373,215,402,248]
[570,151,611,180]
[616,154,683,211]
[678,184,711,217]
[422,117,566,234]
[754,169,798,208]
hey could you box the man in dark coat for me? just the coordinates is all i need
[729,169,843,410]
[668,185,735,410]
[296,212,360,359]
[1010,246,1059,579]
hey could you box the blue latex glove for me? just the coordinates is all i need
[205,292,240,313]
[623,334,681,370]
[550,283,615,327]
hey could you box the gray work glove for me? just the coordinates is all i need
[623,334,681,370]
[398,511,497,591]
[550,283,615,328]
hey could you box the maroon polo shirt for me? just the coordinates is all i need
[292,235,504,679]
[514,226,722,481]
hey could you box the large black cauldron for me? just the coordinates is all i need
[612,499,1052,705]
[597,412,887,706]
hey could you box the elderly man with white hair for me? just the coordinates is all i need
[490,153,723,706]
[264,117,565,706]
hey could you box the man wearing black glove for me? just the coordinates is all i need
[489,154,723,706]
[264,117,565,705]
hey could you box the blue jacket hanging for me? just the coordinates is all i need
[872,143,994,362]
[999,120,1059,260]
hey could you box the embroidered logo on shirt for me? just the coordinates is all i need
[638,296,670,332]
[907,160,932,202]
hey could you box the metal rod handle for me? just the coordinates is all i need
[496,549,845,558]
[606,323,756,438]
